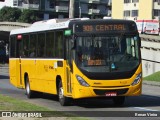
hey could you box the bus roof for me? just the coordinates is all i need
[10,18,136,35]
[10,18,90,35]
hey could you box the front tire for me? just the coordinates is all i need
[25,76,35,98]
[58,81,70,106]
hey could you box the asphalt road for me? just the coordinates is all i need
[0,69,160,120]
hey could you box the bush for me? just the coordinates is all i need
[0,6,21,22]
[0,6,40,23]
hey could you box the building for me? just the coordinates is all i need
[0,0,112,20]
[0,0,13,8]
[75,0,112,19]
[112,0,160,20]
[12,0,69,19]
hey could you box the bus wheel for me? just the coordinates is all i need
[113,96,125,106]
[25,76,35,98]
[58,81,70,106]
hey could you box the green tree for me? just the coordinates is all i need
[0,6,21,22]
[18,9,40,23]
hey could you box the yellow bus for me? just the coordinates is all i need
[9,18,142,106]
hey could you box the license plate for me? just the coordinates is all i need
[105,92,117,96]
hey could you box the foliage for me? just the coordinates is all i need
[0,94,50,111]
[18,9,40,23]
[0,94,86,119]
[0,6,40,23]
[0,6,21,22]
[143,71,160,82]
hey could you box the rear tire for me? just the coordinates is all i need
[113,96,125,106]
[58,81,70,106]
[25,76,35,98]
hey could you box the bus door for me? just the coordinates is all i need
[16,35,23,88]
[65,37,73,95]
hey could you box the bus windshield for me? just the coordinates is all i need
[75,35,140,73]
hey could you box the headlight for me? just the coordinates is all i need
[76,75,90,87]
[132,73,142,86]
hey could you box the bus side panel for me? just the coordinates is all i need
[35,59,45,92]
[47,60,66,95]
[36,59,57,94]
[9,59,20,88]
[21,59,36,90]
[20,59,65,95]
[53,60,66,95]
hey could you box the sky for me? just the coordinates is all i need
[0,0,13,9]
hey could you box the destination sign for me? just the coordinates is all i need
[83,24,126,32]
[74,23,135,33]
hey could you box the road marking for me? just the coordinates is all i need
[133,107,159,111]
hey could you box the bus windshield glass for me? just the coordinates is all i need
[75,35,140,73]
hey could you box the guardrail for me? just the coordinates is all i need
[141,36,160,51]
[0,22,31,32]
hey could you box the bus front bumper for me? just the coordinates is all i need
[72,81,142,99]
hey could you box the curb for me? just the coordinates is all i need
[143,81,160,87]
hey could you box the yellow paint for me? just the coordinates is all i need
[71,62,142,98]
[112,0,154,20]
[139,0,153,19]
[112,0,124,19]
[10,57,142,99]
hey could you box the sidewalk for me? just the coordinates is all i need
[0,64,9,74]
[0,63,9,67]
[142,80,160,87]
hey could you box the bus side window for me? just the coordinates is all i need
[55,31,63,58]
[46,31,55,58]
[37,33,45,57]
[23,35,29,57]
[29,34,37,58]
[10,36,16,58]
[66,36,74,68]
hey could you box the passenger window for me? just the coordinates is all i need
[10,36,16,58]
[55,31,63,58]
[23,35,29,57]
[46,32,55,57]
[29,34,37,57]
[37,33,45,57]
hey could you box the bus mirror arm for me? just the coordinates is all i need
[139,37,141,48]
[70,63,73,73]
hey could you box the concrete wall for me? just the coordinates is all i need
[141,49,160,77]
[140,34,160,77]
